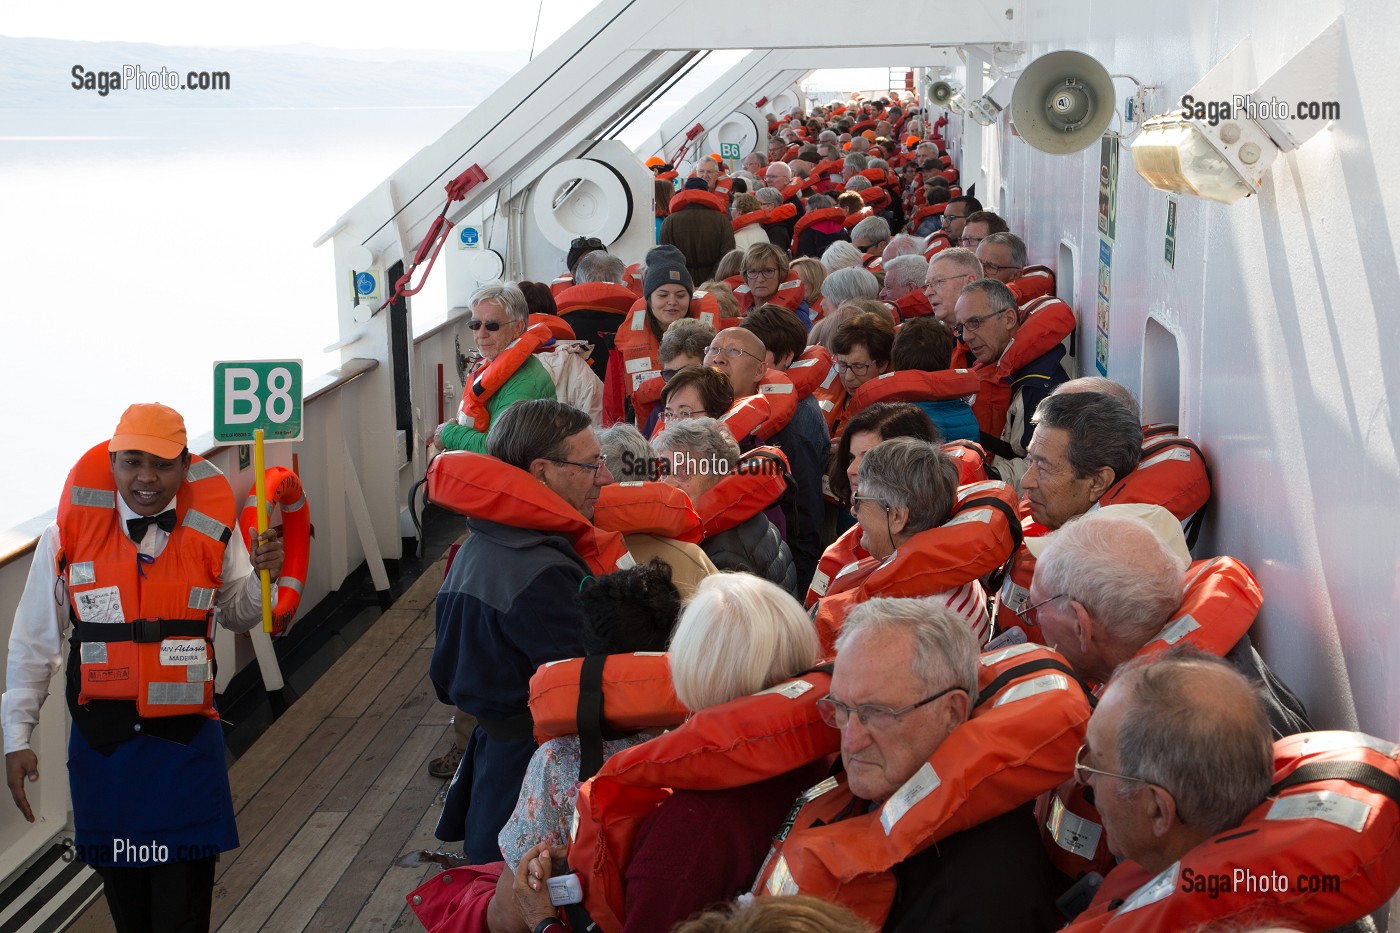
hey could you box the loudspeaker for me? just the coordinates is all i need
[1010,50,1115,154]
[928,80,960,106]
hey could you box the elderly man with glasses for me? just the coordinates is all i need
[432,282,557,454]
[762,598,1061,932]
[953,278,1069,489]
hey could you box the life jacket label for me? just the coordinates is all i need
[809,567,831,598]
[625,356,656,375]
[160,639,207,666]
[1046,794,1103,857]
[632,370,660,392]
[1119,862,1179,913]
[881,761,942,834]
[761,382,796,395]
[764,854,798,896]
[69,561,96,586]
[1267,790,1371,833]
[74,586,125,625]
[756,679,815,700]
[998,575,1030,616]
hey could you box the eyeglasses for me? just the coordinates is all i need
[745,267,781,280]
[943,211,967,221]
[853,238,888,254]
[925,274,966,291]
[570,236,603,249]
[545,454,608,476]
[850,494,888,512]
[1074,743,1152,787]
[703,344,765,363]
[661,408,712,421]
[952,310,1006,340]
[467,319,517,332]
[817,685,964,732]
[833,360,879,375]
[1016,592,1067,627]
[981,261,1021,276]
[959,234,985,248]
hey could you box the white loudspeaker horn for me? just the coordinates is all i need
[1010,50,1115,154]
[928,80,960,106]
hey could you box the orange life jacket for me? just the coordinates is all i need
[59,444,233,720]
[846,368,981,419]
[941,439,992,486]
[235,465,310,634]
[555,282,638,318]
[812,480,1022,655]
[529,313,576,341]
[726,272,807,315]
[806,524,864,608]
[1064,731,1400,933]
[718,371,800,441]
[529,653,684,745]
[632,374,665,428]
[592,481,703,544]
[426,451,632,577]
[888,290,934,322]
[613,291,727,393]
[906,202,945,233]
[1040,557,1264,880]
[623,264,645,298]
[753,644,1091,929]
[843,207,874,230]
[667,188,728,214]
[996,434,1213,639]
[460,322,554,432]
[693,447,790,538]
[791,207,848,254]
[859,187,891,211]
[549,272,574,297]
[1008,265,1056,304]
[923,232,953,259]
[785,346,846,431]
[570,668,839,933]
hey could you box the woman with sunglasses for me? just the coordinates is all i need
[433,283,558,454]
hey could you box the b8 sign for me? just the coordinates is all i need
[214,360,303,443]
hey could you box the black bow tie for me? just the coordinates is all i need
[127,509,177,542]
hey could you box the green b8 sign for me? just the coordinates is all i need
[719,142,742,161]
[214,360,304,443]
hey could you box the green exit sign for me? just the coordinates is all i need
[214,360,304,443]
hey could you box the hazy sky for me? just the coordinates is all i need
[3,0,597,50]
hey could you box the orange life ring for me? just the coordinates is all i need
[238,466,311,634]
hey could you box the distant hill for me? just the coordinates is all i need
[0,36,530,109]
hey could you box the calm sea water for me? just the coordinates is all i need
[0,106,468,532]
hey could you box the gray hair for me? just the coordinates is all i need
[837,597,980,704]
[652,417,740,473]
[884,234,924,259]
[806,194,836,210]
[597,423,657,482]
[850,216,891,244]
[1034,511,1187,650]
[845,176,872,192]
[469,281,529,323]
[755,186,784,207]
[980,232,1027,268]
[818,130,839,144]
[821,242,868,274]
[658,318,716,365]
[1053,377,1142,422]
[822,265,880,305]
[844,152,870,172]
[857,437,958,535]
[668,573,819,711]
[1111,650,1273,836]
[959,278,1017,314]
[1031,392,1143,486]
[573,251,627,285]
[734,171,764,192]
[487,398,591,469]
[867,157,889,172]
[884,255,928,293]
[747,151,769,168]
[930,247,982,278]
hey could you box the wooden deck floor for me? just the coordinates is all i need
[68,552,456,933]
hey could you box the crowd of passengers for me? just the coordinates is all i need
[410,94,1398,933]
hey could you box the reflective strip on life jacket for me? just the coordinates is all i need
[753,644,1093,929]
[718,371,800,441]
[1064,731,1400,933]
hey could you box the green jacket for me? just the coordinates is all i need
[440,355,557,453]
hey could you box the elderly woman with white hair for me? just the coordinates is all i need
[507,573,825,933]
[652,417,796,594]
[821,240,867,273]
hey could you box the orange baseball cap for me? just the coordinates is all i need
[109,403,187,459]
[905,135,921,148]
[645,156,664,168]
[708,152,723,163]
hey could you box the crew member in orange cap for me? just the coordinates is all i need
[3,403,283,933]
